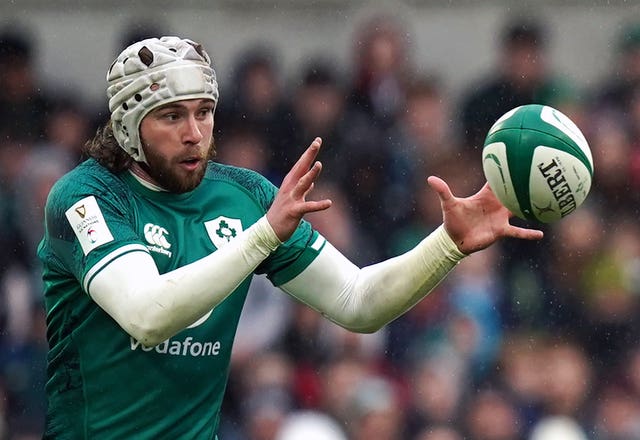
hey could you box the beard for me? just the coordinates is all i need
[141,139,215,193]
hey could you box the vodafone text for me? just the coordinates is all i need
[130,336,222,356]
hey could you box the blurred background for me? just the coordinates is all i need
[3,1,640,439]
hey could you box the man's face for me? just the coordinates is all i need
[503,42,546,88]
[139,98,215,193]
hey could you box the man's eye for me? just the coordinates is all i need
[163,113,179,120]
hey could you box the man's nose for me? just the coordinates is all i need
[183,115,203,144]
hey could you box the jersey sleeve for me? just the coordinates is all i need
[42,167,149,293]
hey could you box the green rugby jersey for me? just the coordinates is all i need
[37,159,325,439]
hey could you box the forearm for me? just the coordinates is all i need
[89,216,280,346]
[281,225,466,333]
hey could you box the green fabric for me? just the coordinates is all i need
[38,159,321,439]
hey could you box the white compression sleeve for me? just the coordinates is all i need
[88,216,281,346]
[280,224,466,333]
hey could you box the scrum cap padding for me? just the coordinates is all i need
[107,36,219,163]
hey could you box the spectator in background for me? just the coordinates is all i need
[591,383,640,439]
[283,60,391,258]
[0,27,51,197]
[623,84,640,187]
[578,218,640,368]
[586,112,638,216]
[458,16,579,151]
[237,352,295,440]
[278,301,337,408]
[592,21,640,117]
[317,355,374,426]
[11,148,71,294]
[0,144,66,440]
[216,123,280,183]
[383,152,485,370]
[282,60,356,184]
[0,180,21,331]
[534,205,602,347]
[536,339,593,431]
[274,180,383,409]
[0,26,53,143]
[462,387,523,440]
[0,304,47,439]
[0,26,60,440]
[404,349,467,435]
[345,375,405,440]
[118,21,168,51]
[385,248,504,383]
[387,75,460,175]
[384,74,463,231]
[230,273,294,366]
[413,425,463,440]
[621,344,640,402]
[215,43,291,182]
[0,383,8,439]
[347,13,414,130]
[445,246,505,381]
[495,333,546,430]
[42,99,95,164]
[384,148,481,259]
[305,181,379,265]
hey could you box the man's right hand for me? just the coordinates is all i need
[266,137,333,242]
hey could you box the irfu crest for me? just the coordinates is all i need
[204,216,244,249]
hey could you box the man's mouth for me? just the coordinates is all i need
[179,156,203,170]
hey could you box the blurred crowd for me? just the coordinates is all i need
[2,11,640,440]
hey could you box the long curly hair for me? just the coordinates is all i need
[83,120,134,173]
[83,119,217,173]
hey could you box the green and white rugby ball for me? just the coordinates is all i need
[482,104,593,223]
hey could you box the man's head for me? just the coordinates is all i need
[138,97,215,193]
[500,18,547,88]
[0,28,36,101]
[107,36,219,164]
[617,22,640,82]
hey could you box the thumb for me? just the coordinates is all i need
[427,175,454,203]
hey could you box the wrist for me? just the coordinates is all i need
[252,216,283,253]
[435,224,467,261]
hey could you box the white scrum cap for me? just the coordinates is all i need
[106,36,219,163]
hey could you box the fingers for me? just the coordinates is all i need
[288,137,323,179]
[427,175,454,203]
[290,159,332,215]
[302,199,333,214]
[292,161,322,198]
[505,225,544,241]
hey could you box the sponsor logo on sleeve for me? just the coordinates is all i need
[65,196,114,255]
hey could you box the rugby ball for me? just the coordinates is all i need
[482,104,593,223]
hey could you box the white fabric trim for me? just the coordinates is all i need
[127,169,166,192]
[310,235,326,251]
[83,243,150,292]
